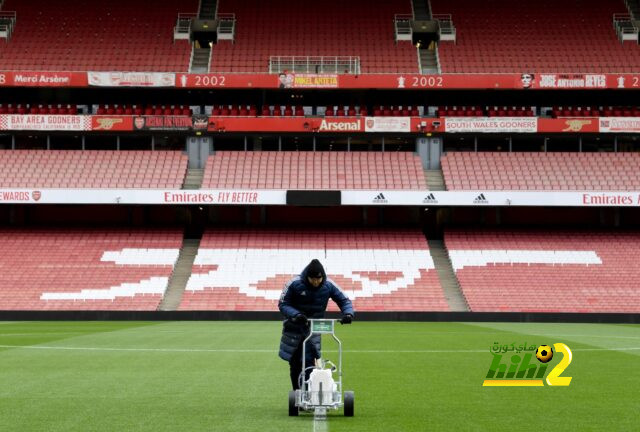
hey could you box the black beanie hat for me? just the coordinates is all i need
[307,259,324,278]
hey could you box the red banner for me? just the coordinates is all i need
[91,116,134,131]
[175,73,278,89]
[538,118,599,133]
[0,114,630,133]
[531,74,639,90]
[206,117,364,132]
[1,71,640,90]
[0,72,87,87]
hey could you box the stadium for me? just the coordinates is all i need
[0,0,639,430]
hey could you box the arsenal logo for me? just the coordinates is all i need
[32,191,41,201]
[366,119,374,129]
[134,117,145,129]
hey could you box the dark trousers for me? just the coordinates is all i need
[289,342,313,390]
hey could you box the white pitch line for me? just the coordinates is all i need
[0,332,86,336]
[0,345,639,353]
[314,417,329,432]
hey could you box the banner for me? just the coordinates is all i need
[444,117,538,133]
[287,73,338,89]
[206,117,365,133]
[133,116,195,131]
[91,116,134,131]
[537,118,599,133]
[0,71,639,89]
[0,72,88,87]
[599,117,640,133]
[364,117,411,132]
[2,189,640,206]
[88,72,175,87]
[0,115,631,134]
[0,189,287,205]
[0,115,92,131]
[341,191,640,207]
[533,74,608,89]
[175,73,278,88]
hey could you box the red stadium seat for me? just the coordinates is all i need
[201,151,428,190]
[432,0,640,73]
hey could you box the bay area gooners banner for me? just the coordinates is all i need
[0,115,92,131]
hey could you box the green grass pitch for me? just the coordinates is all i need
[0,321,638,431]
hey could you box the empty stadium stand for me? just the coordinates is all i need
[432,0,640,73]
[0,0,196,71]
[436,106,535,117]
[550,106,640,117]
[445,229,640,312]
[201,151,428,190]
[0,104,79,115]
[0,150,188,189]
[211,0,418,73]
[95,105,192,116]
[0,229,183,310]
[178,229,449,311]
[441,152,640,191]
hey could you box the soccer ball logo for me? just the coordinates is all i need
[536,345,554,363]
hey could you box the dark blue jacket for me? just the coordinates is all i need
[278,261,354,362]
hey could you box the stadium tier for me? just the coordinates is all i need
[437,106,535,117]
[441,152,640,191]
[201,151,428,190]
[0,150,188,189]
[550,106,640,117]
[211,0,418,73]
[178,229,449,311]
[0,104,79,115]
[445,229,640,313]
[0,229,183,310]
[0,0,196,71]
[432,0,640,73]
[96,105,193,116]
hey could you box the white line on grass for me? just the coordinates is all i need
[0,332,87,336]
[314,417,328,432]
[0,345,639,353]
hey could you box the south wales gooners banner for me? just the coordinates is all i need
[444,117,538,133]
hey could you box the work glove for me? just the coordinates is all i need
[340,314,353,325]
[292,313,308,325]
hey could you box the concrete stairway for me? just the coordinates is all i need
[428,239,469,311]
[626,0,640,19]
[182,168,204,189]
[411,0,431,20]
[424,169,446,191]
[158,239,200,311]
[189,48,211,73]
[199,0,218,19]
[419,48,439,74]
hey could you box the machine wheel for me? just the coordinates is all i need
[344,391,354,417]
[288,390,299,416]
